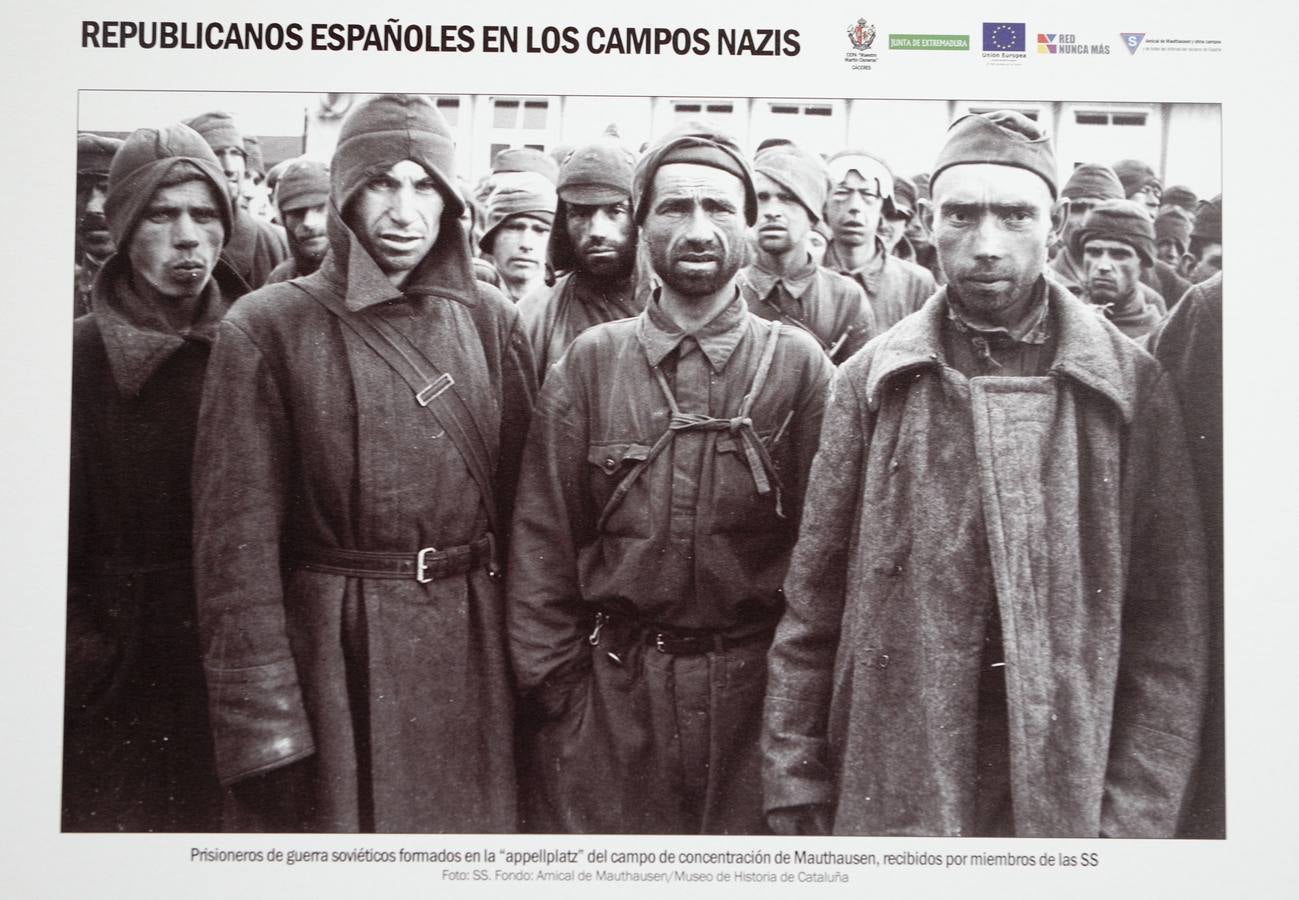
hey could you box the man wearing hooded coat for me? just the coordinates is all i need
[65,123,245,831]
[193,94,536,833]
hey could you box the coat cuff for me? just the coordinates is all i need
[205,657,315,786]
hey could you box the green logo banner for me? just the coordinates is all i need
[889,34,970,50]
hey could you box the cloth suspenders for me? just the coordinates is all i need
[596,318,787,532]
[291,282,502,574]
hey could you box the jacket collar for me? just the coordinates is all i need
[744,253,818,301]
[91,253,236,398]
[865,277,1140,422]
[825,237,890,294]
[637,287,748,373]
[319,198,481,313]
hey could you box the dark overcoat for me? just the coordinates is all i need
[64,255,244,831]
[192,213,536,832]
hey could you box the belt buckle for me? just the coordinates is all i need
[415,546,439,584]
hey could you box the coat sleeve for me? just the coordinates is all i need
[506,357,592,716]
[763,365,869,813]
[1101,368,1210,837]
[493,313,540,560]
[192,319,315,786]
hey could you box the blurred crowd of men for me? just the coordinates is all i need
[66,96,1223,839]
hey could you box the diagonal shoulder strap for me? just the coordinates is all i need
[290,282,502,572]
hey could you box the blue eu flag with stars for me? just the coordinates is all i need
[982,22,1026,52]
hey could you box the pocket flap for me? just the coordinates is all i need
[588,442,652,474]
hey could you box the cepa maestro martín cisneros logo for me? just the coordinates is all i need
[847,18,877,50]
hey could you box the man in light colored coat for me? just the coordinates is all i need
[763,110,1209,838]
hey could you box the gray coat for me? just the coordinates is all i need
[764,282,1209,837]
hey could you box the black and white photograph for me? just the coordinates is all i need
[3,1,1296,897]
[63,88,1224,839]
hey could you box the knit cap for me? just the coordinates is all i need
[1155,207,1194,255]
[478,171,557,251]
[1192,195,1222,243]
[1111,158,1161,198]
[548,138,637,272]
[1070,198,1156,267]
[77,133,123,176]
[890,175,918,219]
[931,110,1058,199]
[185,111,244,153]
[104,122,233,248]
[274,158,330,214]
[826,150,896,214]
[492,147,559,184]
[242,135,265,177]
[633,122,756,225]
[754,142,830,223]
[1162,184,1198,214]
[1061,163,1124,201]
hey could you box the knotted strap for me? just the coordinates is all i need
[596,318,786,531]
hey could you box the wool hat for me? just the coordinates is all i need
[1192,194,1222,243]
[912,172,931,201]
[1060,163,1124,201]
[557,138,636,206]
[492,146,559,184]
[826,150,896,214]
[1162,184,1198,214]
[889,175,918,219]
[77,133,123,176]
[931,110,1058,200]
[633,122,757,225]
[332,93,463,220]
[547,138,638,273]
[478,171,557,251]
[754,143,830,223]
[185,110,244,152]
[242,135,265,177]
[104,122,233,249]
[1070,198,1156,267]
[264,158,292,196]
[1111,158,1161,198]
[1155,207,1194,255]
[274,158,330,214]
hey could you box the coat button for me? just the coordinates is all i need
[876,653,890,669]
[603,457,617,470]
[890,563,904,576]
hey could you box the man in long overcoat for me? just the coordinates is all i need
[65,123,244,831]
[192,94,536,833]
[763,111,1209,838]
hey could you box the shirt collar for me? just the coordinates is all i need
[947,278,1052,346]
[746,253,818,301]
[826,237,889,294]
[637,287,748,373]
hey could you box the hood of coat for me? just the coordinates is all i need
[863,278,1143,423]
[89,250,242,397]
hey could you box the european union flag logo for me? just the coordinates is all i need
[982,22,1026,52]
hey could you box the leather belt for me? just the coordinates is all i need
[645,620,776,657]
[290,534,495,583]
